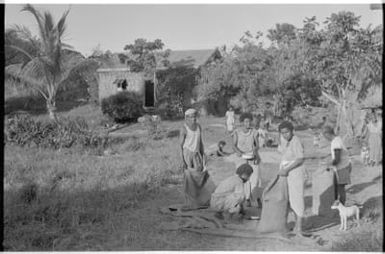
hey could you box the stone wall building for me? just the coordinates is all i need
[95,49,222,110]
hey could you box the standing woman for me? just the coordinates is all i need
[232,112,262,206]
[362,110,382,166]
[321,126,351,205]
[180,108,205,170]
[277,121,307,237]
[225,106,236,135]
[180,108,213,208]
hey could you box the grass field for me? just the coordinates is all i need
[3,104,383,251]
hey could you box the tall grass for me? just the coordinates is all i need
[331,195,383,252]
[331,222,383,251]
[3,131,182,250]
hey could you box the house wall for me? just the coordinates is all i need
[97,69,145,101]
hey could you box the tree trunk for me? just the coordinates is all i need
[46,98,58,121]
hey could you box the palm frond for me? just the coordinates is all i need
[5,64,49,99]
[56,8,70,37]
[43,11,55,34]
[21,4,46,42]
[5,45,35,62]
[5,26,40,60]
[61,42,74,50]
[8,24,33,41]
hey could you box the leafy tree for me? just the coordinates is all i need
[4,4,97,120]
[267,23,297,46]
[198,31,274,113]
[314,11,382,139]
[276,74,322,117]
[119,38,170,78]
[156,66,198,118]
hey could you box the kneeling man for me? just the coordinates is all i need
[210,163,253,219]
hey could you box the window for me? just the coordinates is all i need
[113,79,128,91]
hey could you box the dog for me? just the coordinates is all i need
[360,145,370,165]
[331,200,363,231]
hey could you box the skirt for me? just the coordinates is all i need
[334,164,352,185]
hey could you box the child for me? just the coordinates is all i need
[360,141,370,166]
[225,106,235,135]
[208,140,232,157]
[257,123,268,148]
[321,126,351,205]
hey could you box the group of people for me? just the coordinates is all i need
[179,107,355,237]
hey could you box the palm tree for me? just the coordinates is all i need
[5,4,97,120]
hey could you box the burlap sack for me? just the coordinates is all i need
[257,175,289,234]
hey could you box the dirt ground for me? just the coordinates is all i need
[106,122,382,251]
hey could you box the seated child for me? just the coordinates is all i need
[208,141,232,157]
[210,163,253,219]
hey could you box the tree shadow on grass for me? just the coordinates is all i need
[372,175,382,183]
[361,196,383,221]
[304,187,340,233]
[5,95,87,116]
[346,181,376,195]
[3,177,180,251]
[166,129,180,139]
[304,214,339,233]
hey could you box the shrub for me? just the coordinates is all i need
[5,95,46,115]
[4,114,108,151]
[101,91,144,123]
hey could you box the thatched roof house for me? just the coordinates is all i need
[96,49,222,109]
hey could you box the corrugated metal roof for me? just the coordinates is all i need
[167,49,217,68]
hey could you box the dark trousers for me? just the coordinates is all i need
[333,174,346,205]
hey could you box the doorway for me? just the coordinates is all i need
[144,80,155,107]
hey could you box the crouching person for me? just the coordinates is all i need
[210,164,253,220]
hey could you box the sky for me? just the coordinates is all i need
[4,3,383,57]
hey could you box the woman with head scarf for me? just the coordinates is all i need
[210,163,254,218]
[180,108,205,170]
[180,108,215,209]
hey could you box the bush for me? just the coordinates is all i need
[4,114,107,151]
[5,95,46,115]
[101,91,144,123]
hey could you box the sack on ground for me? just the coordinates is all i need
[257,175,289,234]
[184,168,216,208]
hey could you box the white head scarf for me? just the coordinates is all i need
[185,108,197,116]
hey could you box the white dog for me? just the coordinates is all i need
[331,200,363,231]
